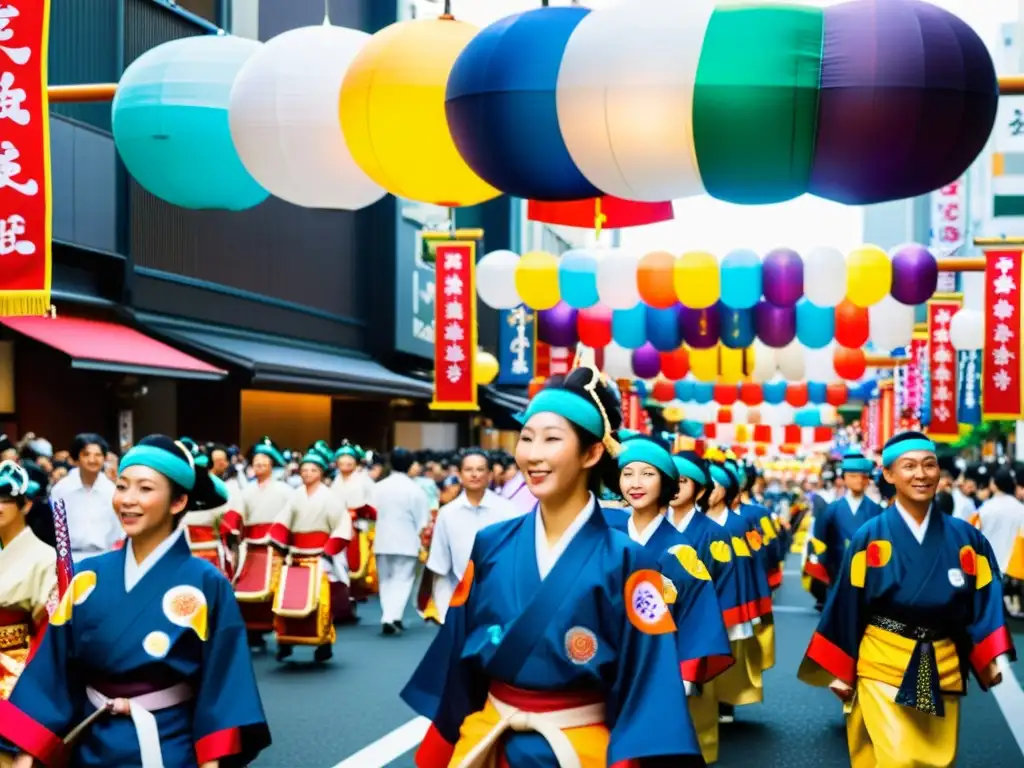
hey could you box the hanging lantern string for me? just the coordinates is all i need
[593,198,607,240]
[323,0,330,24]
[442,0,453,19]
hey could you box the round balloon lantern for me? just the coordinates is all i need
[755,300,796,348]
[632,343,662,379]
[637,251,678,309]
[803,245,847,307]
[776,340,806,381]
[834,299,870,348]
[808,381,827,405]
[692,4,824,203]
[515,251,560,310]
[612,305,647,350]
[660,348,690,380]
[719,346,748,385]
[475,350,499,385]
[559,249,600,309]
[477,250,521,309]
[675,379,694,402]
[809,0,997,205]
[653,378,676,403]
[538,301,579,348]
[763,380,787,405]
[446,7,598,200]
[675,251,720,309]
[680,306,721,350]
[604,342,633,380]
[785,382,809,408]
[846,245,892,307]
[750,341,778,383]
[689,346,719,382]
[762,248,803,307]
[113,36,269,211]
[834,346,867,380]
[577,305,613,348]
[949,308,985,351]
[693,382,715,405]
[597,249,641,309]
[796,298,834,349]
[228,25,384,210]
[826,381,848,407]
[740,382,763,406]
[340,18,499,207]
[805,344,837,381]
[720,249,763,310]
[557,0,714,202]
[889,243,938,305]
[714,384,739,406]
[646,305,683,352]
[869,295,914,351]
[719,306,756,350]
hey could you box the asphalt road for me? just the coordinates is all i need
[251,557,1024,767]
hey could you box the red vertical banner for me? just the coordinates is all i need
[906,333,928,419]
[879,382,895,445]
[867,397,881,451]
[0,0,52,315]
[982,250,1024,419]
[431,242,478,411]
[926,296,963,441]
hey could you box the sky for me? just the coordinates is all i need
[429,0,1020,258]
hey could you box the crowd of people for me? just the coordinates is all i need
[0,367,1021,767]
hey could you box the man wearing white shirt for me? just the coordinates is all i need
[975,469,1024,615]
[373,448,431,634]
[49,433,119,563]
[426,450,519,621]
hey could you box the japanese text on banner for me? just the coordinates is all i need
[497,306,534,386]
[926,297,963,441]
[982,250,1024,419]
[929,178,965,294]
[957,350,982,425]
[0,0,51,316]
[430,242,478,411]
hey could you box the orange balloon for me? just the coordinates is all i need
[740,382,763,406]
[652,378,676,402]
[833,346,867,380]
[659,348,690,380]
[636,251,678,309]
[826,381,849,406]
[834,300,869,348]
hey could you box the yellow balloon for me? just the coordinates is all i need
[675,251,720,309]
[689,345,718,382]
[515,251,560,310]
[719,346,750,385]
[475,350,499,385]
[340,19,499,207]
[663,406,685,423]
[845,245,892,307]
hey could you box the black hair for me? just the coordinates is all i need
[208,443,230,460]
[391,448,415,474]
[744,464,760,493]
[993,467,1017,496]
[71,433,110,459]
[703,459,737,509]
[459,448,491,471]
[618,435,677,507]
[1014,463,1024,489]
[672,451,711,510]
[934,490,955,516]
[876,473,896,502]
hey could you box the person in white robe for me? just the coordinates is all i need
[975,467,1024,615]
[49,433,118,563]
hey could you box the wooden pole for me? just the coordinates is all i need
[47,83,118,103]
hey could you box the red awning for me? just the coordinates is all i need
[0,315,226,380]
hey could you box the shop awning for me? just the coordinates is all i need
[0,315,227,380]
[480,385,529,430]
[136,313,433,399]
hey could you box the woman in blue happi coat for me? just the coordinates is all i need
[0,435,271,768]
[402,366,704,767]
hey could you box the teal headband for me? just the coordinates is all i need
[120,445,195,491]
[881,438,936,468]
[673,456,707,486]
[253,444,286,467]
[724,461,743,486]
[518,389,604,438]
[618,440,678,480]
[334,446,359,460]
[301,452,328,471]
[841,457,875,474]
[194,454,210,469]
[709,464,733,489]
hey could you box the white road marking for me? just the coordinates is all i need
[771,604,818,615]
[329,716,430,768]
[783,569,802,577]
[993,654,1024,757]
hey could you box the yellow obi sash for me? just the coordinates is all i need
[857,619,962,717]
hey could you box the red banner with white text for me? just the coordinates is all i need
[926,296,963,441]
[431,242,478,411]
[982,249,1024,419]
[0,0,51,315]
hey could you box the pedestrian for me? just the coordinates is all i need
[49,433,118,564]
[373,448,430,635]
[973,467,1024,616]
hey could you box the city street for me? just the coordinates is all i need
[251,555,1024,767]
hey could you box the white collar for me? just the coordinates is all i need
[706,506,729,527]
[894,500,931,544]
[534,494,595,580]
[627,512,665,546]
[671,505,697,533]
[846,494,864,514]
[0,526,30,552]
[456,489,497,510]
[124,526,184,592]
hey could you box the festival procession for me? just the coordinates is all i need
[2,0,1024,765]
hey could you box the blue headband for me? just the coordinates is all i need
[618,440,678,480]
[120,445,196,491]
[334,446,359,460]
[253,444,286,467]
[673,456,707,486]
[709,464,733,489]
[301,452,328,471]
[724,461,743,486]
[518,389,604,438]
[881,438,936,468]
[209,473,229,505]
[841,457,875,474]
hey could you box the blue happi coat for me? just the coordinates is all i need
[739,501,785,590]
[806,495,885,587]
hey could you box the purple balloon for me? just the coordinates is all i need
[679,304,721,350]
[755,300,796,348]
[890,243,938,305]
[538,301,579,347]
[632,343,661,379]
[762,248,804,306]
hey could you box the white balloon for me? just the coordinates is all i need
[476,250,522,309]
[803,246,847,307]
[557,0,713,201]
[949,308,985,351]
[868,295,914,352]
[750,341,778,383]
[805,344,837,381]
[229,24,384,210]
[603,342,634,380]
[776,341,806,382]
[596,249,641,309]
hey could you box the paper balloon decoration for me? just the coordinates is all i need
[805,344,837,382]
[637,251,678,309]
[755,300,796,348]
[740,382,763,406]
[785,382,810,408]
[476,250,521,309]
[577,305,613,348]
[675,379,694,401]
[632,344,662,379]
[612,306,647,350]
[446,7,599,200]
[114,36,269,211]
[889,243,938,305]
[475,350,499,385]
[340,18,499,207]
[646,305,683,352]
[652,379,676,403]
[228,25,384,210]
[720,249,762,310]
[538,301,579,348]
[868,296,914,351]
[826,382,848,407]
[559,249,600,309]
[557,0,714,202]
[680,306,721,350]
[597,249,641,310]
[762,248,804,307]
[719,346,749,385]
[693,382,715,405]
[763,380,787,405]
[776,341,806,381]
[949,308,985,351]
[675,251,720,309]
[846,245,892,307]
[834,300,870,348]
[809,0,997,205]
[834,346,867,380]
[515,251,560,310]
[750,341,777,383]
[660,349,690,380]
[808,382,827,405]
[689,346,719,382]
[719,306,755,350]
[603,342,633,380]
[795,299,834,349]
[803,245,847,307]
[714,384,739,406]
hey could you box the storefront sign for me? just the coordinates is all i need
[0,0,51,316]
[982,249,1024,419]
[925,296,963,441]
[497,305,534,386]
[957,350,982,425]
[430,241,478,411]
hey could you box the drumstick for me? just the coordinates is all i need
[63,702,113,745]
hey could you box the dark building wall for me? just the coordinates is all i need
[47,0,119,131]
[50,117,118,256]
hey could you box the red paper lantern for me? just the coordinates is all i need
[652,378,676,403]
[785,382,809,407]
[825,381,849,406]
[714,384,739,406]
[834,299,869,348]
[833,346,867,380]
[754,444,768,457]
[780,443,797,455]
[659,348,690,380]
[739,382,763,406]
[577,305,613,348]
[528,377,545,399]
[733,445,749,458]
[716,406,733,423]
